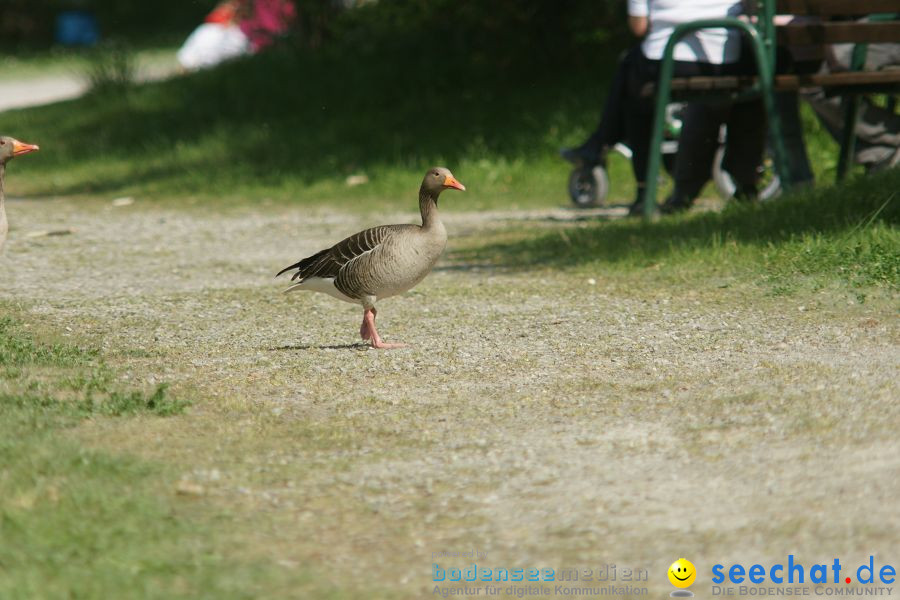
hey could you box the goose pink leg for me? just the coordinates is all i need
[359,307,375,340]
[360,308,405,349]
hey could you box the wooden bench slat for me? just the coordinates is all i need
[776,0,900,16]
[662,70,900,94]
[776,70,900,89]
[668,76,753,92]
[777,22,900,45]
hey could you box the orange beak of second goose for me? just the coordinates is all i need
[12,139,40,157]
[443,175,466,191]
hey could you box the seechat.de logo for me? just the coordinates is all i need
[712,555,896,586]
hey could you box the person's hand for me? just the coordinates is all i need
[629,16,648,38]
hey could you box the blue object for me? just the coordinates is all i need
[55,11,100,47]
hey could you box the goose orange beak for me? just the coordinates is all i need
[443,175,466,191]
[12,139,39,157]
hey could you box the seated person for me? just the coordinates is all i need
[563,0,757,215]
[239,0,297,53]
[756,18,897,191]
[804,40,900,173]
[178,0,296,72]
[177,1,252,72]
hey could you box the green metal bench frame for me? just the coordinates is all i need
[641,0,899,218]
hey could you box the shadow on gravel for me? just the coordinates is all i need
[269,343,370,352]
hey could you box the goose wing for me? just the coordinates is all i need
[276,224,409,282]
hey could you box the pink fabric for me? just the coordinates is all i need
[239,0,296,51]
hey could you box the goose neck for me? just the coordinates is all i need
[419,190,441,228]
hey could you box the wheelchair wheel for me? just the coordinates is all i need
[568,164,610,208]
[712,145,781,202]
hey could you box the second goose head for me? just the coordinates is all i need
[0,137,40,165]
[421,167,466,198]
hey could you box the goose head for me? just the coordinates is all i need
[421,167,466,197]
[0,136,40,166]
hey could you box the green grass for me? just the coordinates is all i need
[455,169,900,293]
[0,312,335,598]
[0,316,184,419]
[0,34,628,210]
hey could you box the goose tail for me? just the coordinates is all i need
[276,247,330,280]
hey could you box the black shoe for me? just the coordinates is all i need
[560,145,602,166]
[627,188,647,216]
[733,184,758,203]
[627,200,644,217]
[865,147,900,173]
[660,193,692,214]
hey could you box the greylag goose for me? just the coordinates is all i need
[0,136,40,254]
[277,167,465,349]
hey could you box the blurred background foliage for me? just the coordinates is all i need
[327,0,629,71]
[1,0,630,66]
[0,0,205,47]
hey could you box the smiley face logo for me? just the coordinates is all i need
[668,558,696,588]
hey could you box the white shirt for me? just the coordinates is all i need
[628,0,744,64]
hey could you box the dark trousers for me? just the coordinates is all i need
[628,52,758,191]
[586,48,635,155]
[674,98,767,199]
[582,46,764,195]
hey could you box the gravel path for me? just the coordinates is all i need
[0,60,176,113]
[2,197,898,598]
[0,76,88,113]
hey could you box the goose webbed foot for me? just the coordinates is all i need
[371,339,406,350]
[361,308,406,350]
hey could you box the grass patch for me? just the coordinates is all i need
[456,169,900,291]
[85,41,138,95]
[0,316,185,420]
[0,313,325,598]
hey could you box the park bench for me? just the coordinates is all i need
[642,0,900,217]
